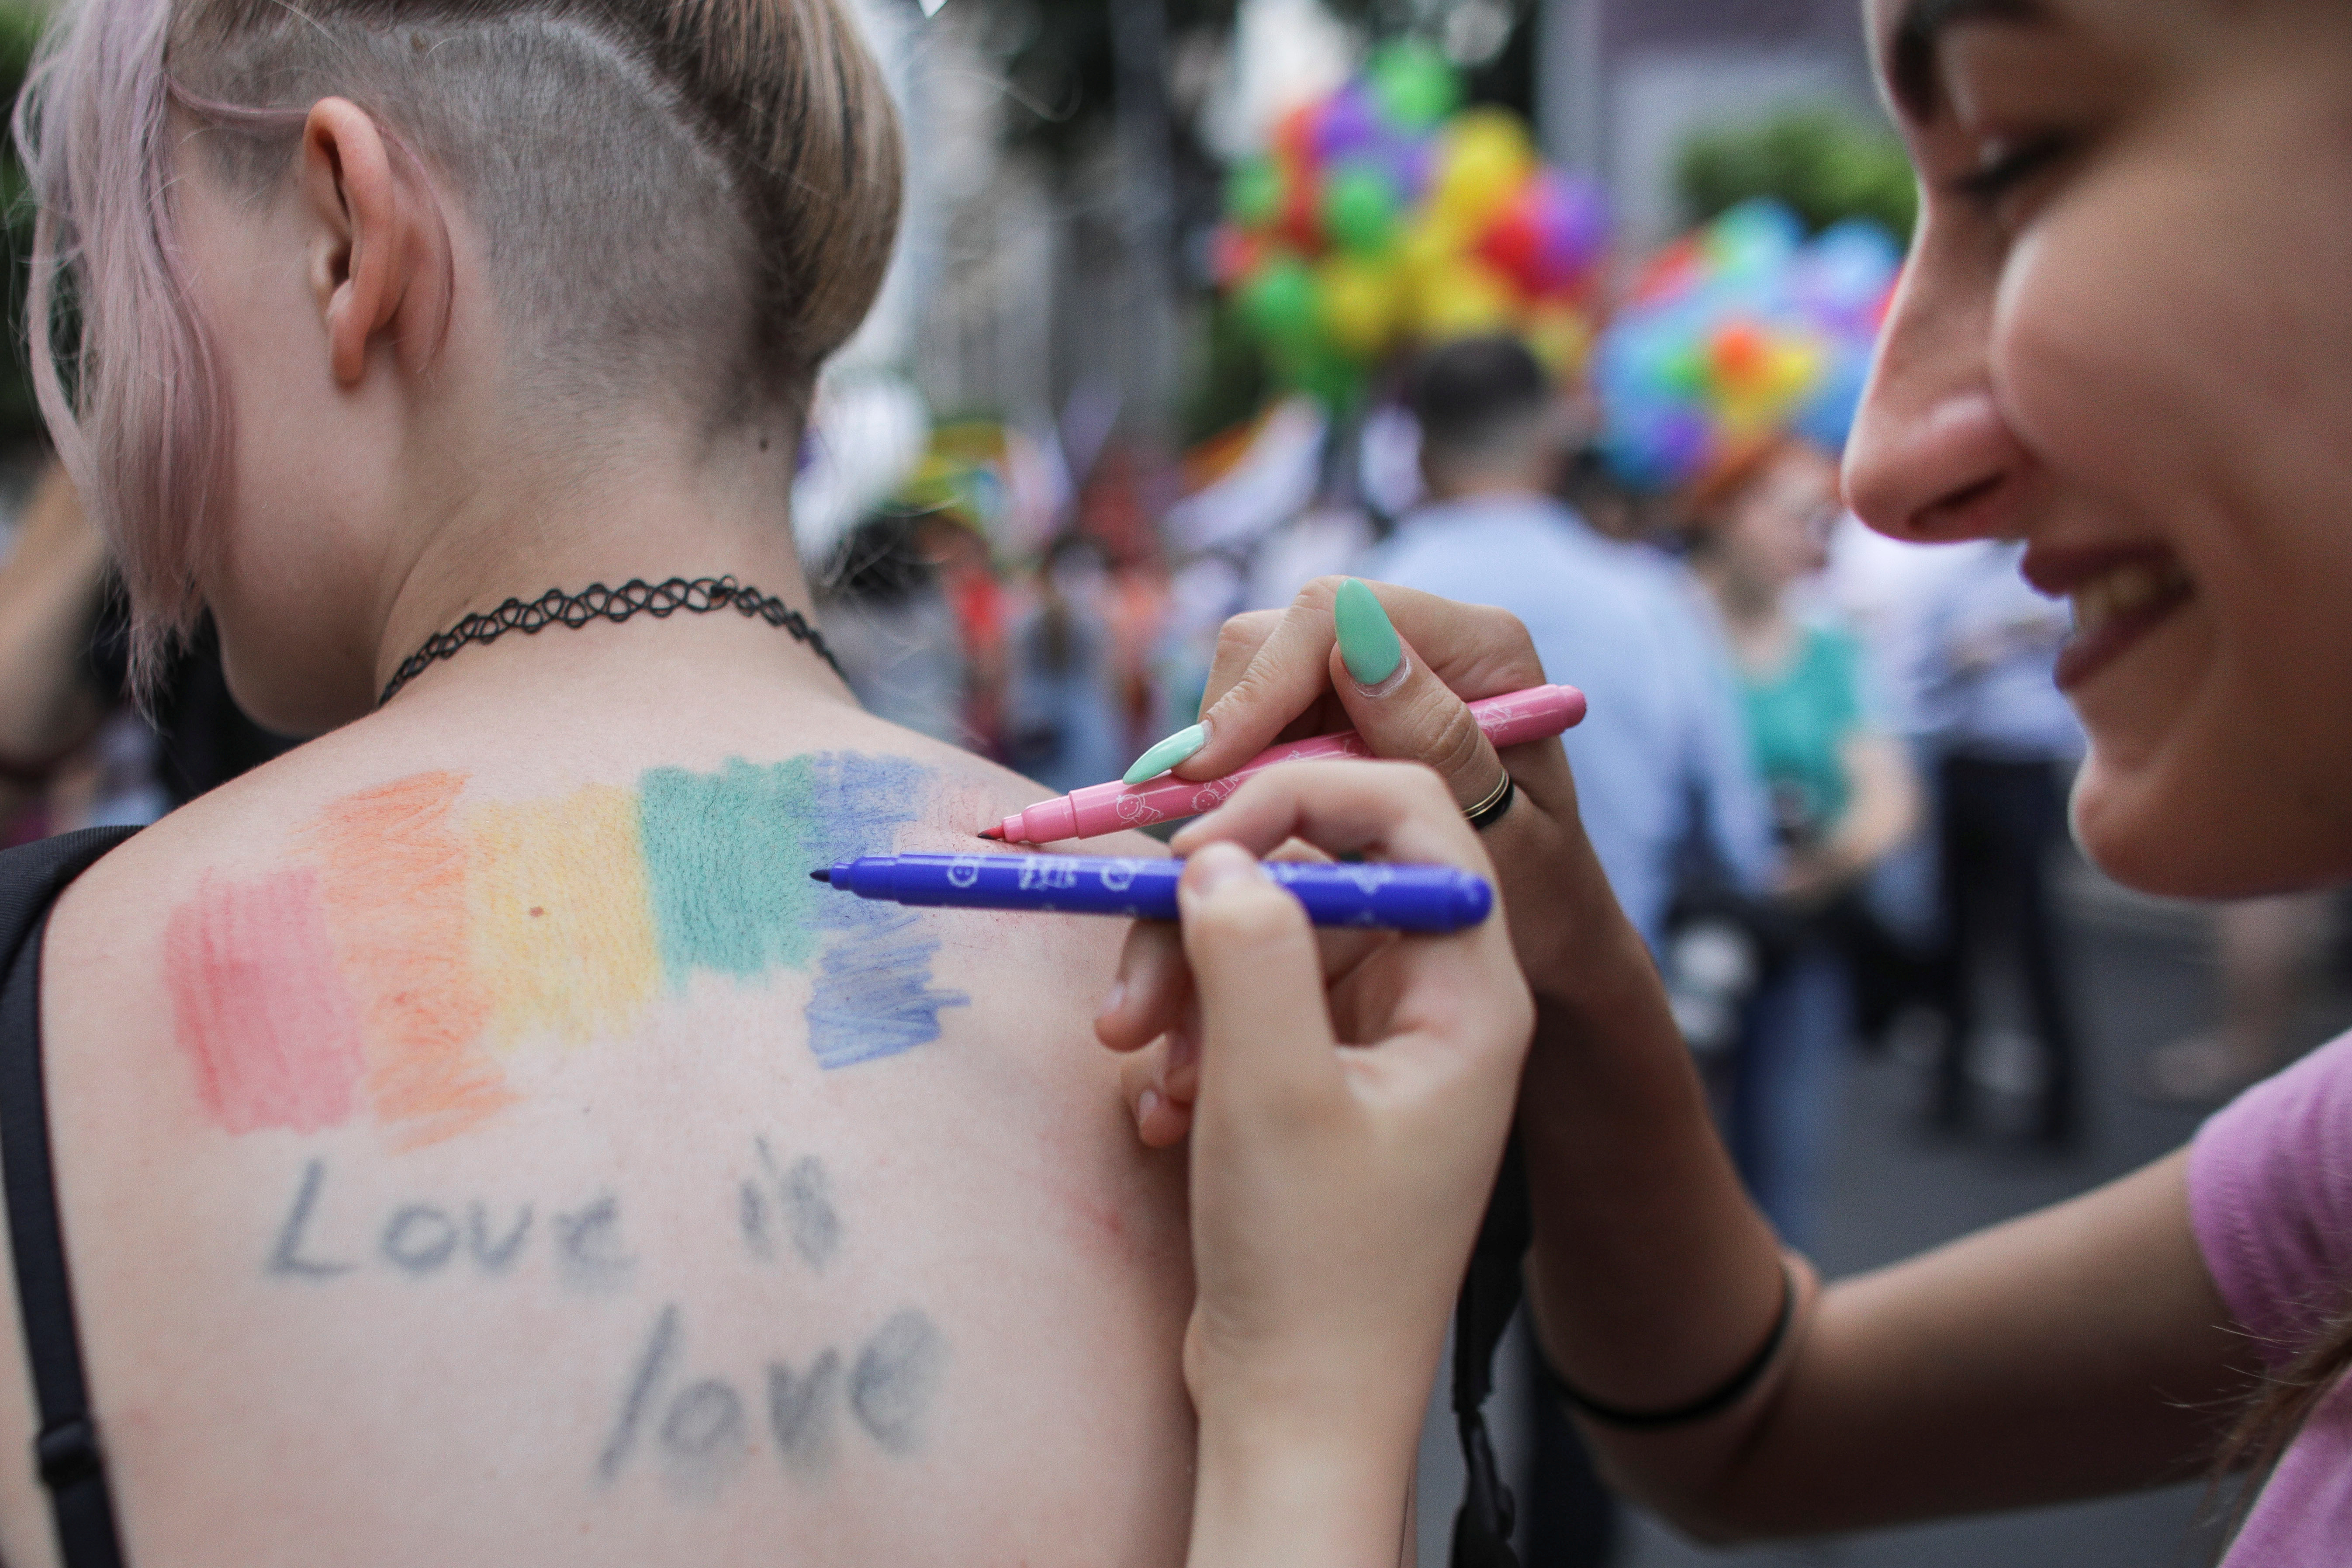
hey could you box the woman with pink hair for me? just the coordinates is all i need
[0,0,1537,1562]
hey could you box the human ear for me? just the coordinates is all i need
[299,97,450,386]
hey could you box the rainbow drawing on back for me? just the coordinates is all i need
[163,754,968,1147]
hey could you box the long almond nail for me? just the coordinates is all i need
[1334,578,1402,687]
[1123,722,1209,786]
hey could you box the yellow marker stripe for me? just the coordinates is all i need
[468,783,660,1047]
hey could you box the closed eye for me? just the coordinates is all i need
[1950,133,2073,204]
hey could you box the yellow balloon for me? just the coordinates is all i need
[1524,305,1595,378]
[1434,110,1533,227]
[1764,340,1822,402]
[1318,257,1402,359]
[1397,216,1464,284]
[1718,388,1788,441]
[1414,256,1518,340]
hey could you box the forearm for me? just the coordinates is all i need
[1532,1115,2254,1540]
[1691,1153,2255,1535]
[1188,1414,1416,1568]
[1817,737,1919,882]
[1518,874,1788,1489]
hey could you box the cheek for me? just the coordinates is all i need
[1996,123,2352,893]
[1991,157,2238,519]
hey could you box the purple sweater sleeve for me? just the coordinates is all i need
[2189,1030,2352,1368]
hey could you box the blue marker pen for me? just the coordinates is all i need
[811,853,1492,934]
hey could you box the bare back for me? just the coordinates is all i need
[0,647,1193,1567]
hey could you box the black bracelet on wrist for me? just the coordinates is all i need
[1546,1258,1798,1431]
[1463,772,1515,831]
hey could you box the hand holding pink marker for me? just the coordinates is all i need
[980,683,1587,845]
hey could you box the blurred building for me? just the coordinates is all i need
[895,0,1203,449]
[1538,0,1877,245]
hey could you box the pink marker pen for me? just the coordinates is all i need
[981,682,1588,845]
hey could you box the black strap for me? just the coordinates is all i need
[1449,1134,1529,1568]
[1,826,140,1568]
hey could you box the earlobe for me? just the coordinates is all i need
[300,97,451,388]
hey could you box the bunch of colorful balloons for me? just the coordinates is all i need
[1593,199,1902,491]
[1214,42,1610,406]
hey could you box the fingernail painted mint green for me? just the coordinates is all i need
[1124,723,1208,786]
[1334,578,1402,686]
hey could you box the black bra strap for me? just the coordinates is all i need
[1,826,141,1568]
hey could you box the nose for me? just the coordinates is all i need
[1843,245,2034,543]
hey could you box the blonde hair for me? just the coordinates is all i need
[15,0,903,689]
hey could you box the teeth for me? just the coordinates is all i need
[2071,560,2190,637]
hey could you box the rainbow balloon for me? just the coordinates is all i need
[1594,200,1901,490]
[1214,42,1610,406]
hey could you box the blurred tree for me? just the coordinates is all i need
[0,0,48,447]
[1179,298,1270,443]
[1675,107,1917,241]
[995,0,1532,161]
[995,0,1236,162]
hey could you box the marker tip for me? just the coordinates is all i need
[808,869,831,883]
[976,824,1004,840]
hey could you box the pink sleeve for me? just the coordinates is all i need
[2189,1030,2352,1370]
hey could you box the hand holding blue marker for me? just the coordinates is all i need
[811,852,1493,933]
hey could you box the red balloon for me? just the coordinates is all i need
[1274,103,1321,175]
[1477,189,1548,295]
[1280,180,1324,252]
[1633,236,1704,305]
[1710,320,1767,383]
[1210,224,1264,289]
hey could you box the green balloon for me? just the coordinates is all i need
[1662,342,1711,398]
[1300,344,1366,409]
[1242,256,1319,348]
[1369,40,1459,131]
[1268,337,1363,408]
[1321,164,1400,256]
[1226,157,1284,230]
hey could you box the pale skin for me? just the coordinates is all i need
[1106,0,2352,1541]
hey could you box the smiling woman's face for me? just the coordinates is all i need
[1847,0,2352,897]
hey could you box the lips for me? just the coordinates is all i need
[2025,544,2196,692]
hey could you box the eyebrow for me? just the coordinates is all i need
[1888,0,2049,122]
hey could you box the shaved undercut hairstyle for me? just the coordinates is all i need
[1406,333,1553,481]
[14,0,903,688]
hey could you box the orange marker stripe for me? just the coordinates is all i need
[304,771,514,1147]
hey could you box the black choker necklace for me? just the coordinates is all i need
[377,575,842,707]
